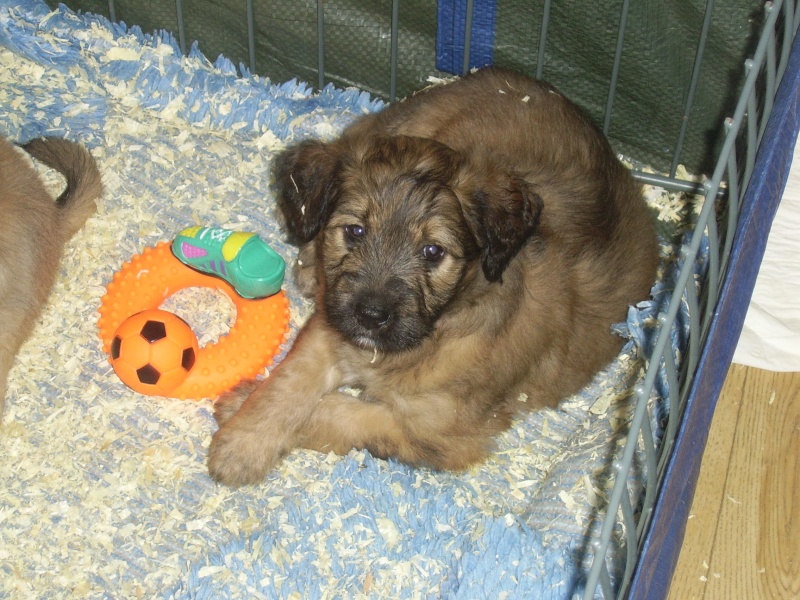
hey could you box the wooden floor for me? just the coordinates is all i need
[667,365,800,599]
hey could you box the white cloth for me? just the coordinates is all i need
[733,140,800,370]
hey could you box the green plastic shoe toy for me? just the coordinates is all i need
[171,226,285,299]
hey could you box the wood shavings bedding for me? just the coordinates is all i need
[0,1,707,598]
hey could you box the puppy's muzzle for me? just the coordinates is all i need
[328,276,427,352]
[354,295,393,330]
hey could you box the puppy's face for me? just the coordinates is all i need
[320,140,478,351]
[274,135,542,352]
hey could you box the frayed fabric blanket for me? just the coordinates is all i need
[0,1,702,598]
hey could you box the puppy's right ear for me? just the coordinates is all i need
[273,140,341,245]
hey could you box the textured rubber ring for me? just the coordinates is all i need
[98,241,290,400]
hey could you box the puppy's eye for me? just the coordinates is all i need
[344,224,365,242]
[421,244,446,262]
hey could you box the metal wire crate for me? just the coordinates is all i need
[46,1,800,597]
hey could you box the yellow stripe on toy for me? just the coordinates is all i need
[221,231,255,262]
[180,225,203,238]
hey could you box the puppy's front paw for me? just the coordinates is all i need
[213,380,260,426]
[208,423,287,487]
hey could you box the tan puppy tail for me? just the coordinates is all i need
[22,137,102,237]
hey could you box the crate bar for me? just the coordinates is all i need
[780,0,797,80]
[602,0,630,135]
[389,0,400,102]
[637,409,658,538]
[317,0,325,90]
[704,211,721,333]
[721,120,741,271]
[795,0,800,32]
[618,486,638,589]
[762,5,778,141]
[461,0,475,76]
[535,0,553,79]
[107,0,116,23]
[655,337,680,478]
[584,2,790,596]
[598,561,614,600]
[685,260,701,383]
[627,27,800,600]
[246,0,256,73]
[670,0,716,178]
[175,0,186,55]
[744,60,760,191]
[630,171,708,195]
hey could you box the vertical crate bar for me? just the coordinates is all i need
[461,0,475,76]
[703,212,721,333]
[795,0,800,32]
[602,0,631,135]
[681,269,701,396]
[619,488,638,589]
[670,0,716,178]
[743,62,759,191]
[246,0,256,73]
[317,0,325,90]
[721,122,741,270]
[656,341,680,476]
[638,413,658,529]
[174,0,187,55]
[779,0,795,80]
[763,8,778,139]
[389,0,400,102]
[536,0,553,79]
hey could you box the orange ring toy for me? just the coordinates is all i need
[98,241,290,400]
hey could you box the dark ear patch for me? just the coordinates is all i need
[467,175,543,282]
[273,140,341,245]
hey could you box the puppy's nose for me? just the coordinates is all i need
[355,297,392,330]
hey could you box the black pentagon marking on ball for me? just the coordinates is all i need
[111,336,122,360]
[137,364,161,385]
[140,320,168,343]
[182,347,196,371]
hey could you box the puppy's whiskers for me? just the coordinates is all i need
[370,347,379,364]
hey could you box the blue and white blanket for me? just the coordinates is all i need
[0,2,699,597]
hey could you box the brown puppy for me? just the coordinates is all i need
[0,135,102,416]
[208,67,658,486]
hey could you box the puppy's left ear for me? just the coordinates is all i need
[273,140,341,245]
[465,174,543,282]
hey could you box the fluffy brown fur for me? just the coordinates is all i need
[0,135,102,416]
[208,67,658,487]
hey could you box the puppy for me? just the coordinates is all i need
[0,135,102,416]
[208,67,658,486]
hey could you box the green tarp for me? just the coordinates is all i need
[51,0,764,175]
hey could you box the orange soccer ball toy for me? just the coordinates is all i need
[110,309,199,396]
